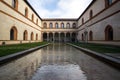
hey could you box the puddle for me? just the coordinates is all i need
[31,64,87,80]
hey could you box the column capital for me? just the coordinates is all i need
[64,32,67,34]
[52,32,55,34]
[47,32,49,34]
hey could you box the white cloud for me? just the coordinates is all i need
[28,0,92,18]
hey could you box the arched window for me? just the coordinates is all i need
[82,18,84,24]
[25,7,28,17]
[12,0,18,10]
[23,30,28,40]
[36,34,38,40]
[61,23,64,28]
[90,10,93,19]
[55,23,59,28]
[89,31,93,41]
[10,27,17,40]
[66,23,70,28]
[105,0,112,7]
[43,22,47,28]
[105,25,113,41]
[31,14,34,22]
[72,23,76,28]
[49,23,53,28]
[36,19,38,25]
[31,32,34,40]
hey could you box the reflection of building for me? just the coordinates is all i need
[0,0,120,45]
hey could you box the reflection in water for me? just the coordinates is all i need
[0,49,42,80]
[31,43,87,80]
[41,43,77,65]
[0,43,119,80]
[31,64,87,80]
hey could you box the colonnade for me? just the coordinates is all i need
[42,32,77,42]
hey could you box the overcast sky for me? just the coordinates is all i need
[28,0,93,18]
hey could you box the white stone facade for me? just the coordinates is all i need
[77,0,120,41]
[0,0,120,45]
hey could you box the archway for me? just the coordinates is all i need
[66,32,70,42]
[49,33,53,42]
[10,27,17,40]
[23,30,28,40]
[72,32,76,42]
[60,33,65,42]
[55,33,59,42]
[89,31,93,41]
[105,25,113,41]
[31,32,34,40]
[12,0,18,10]
[43,33,47,41]
[36,34,38,40]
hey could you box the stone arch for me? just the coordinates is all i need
[10,26,17,40]
[55,32,59,42]
[12,0,18,10]
[25,7,28,17]
[36,34,38,40]
[43,22,47,28]
[31,32,34,40]
[43,32,47,41]
[89,31,93,41]
[49,23,53,28]
[60,33,65,42]
[72,32,76,42]
[61,23,64,28]
[90,10,93,19]
[82,18,84,24]
[105,0,112,8]
[23,30,28,40]
[66,23,70,29]
[49,32,53,42]
[105,25,113,41]
[31,14,34,22]
[66,32,70,42]
[55,23,59,28]
[36,19,38,25]
[72,23,76,28]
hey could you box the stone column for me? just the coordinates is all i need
[47,32,49,42]
[53,32,55,42]
[59,32,61,42]
[70,32,72,42]
[41,32,43,42]
[64,32,66,42]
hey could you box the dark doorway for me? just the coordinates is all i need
[105,25,113,41]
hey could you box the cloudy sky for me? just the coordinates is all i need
[28,0,93,18]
